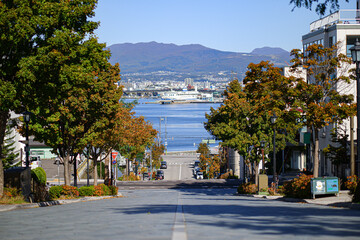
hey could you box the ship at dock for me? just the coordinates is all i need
[160,87,214,101]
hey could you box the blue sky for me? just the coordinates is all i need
[93,0,357,53]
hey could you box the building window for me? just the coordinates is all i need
[30,150,45,156]
[347,36,360,57]
[329,36,335,47]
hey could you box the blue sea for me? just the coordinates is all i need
[127,99,221,152]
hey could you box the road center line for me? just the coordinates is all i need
[172,193,187,240]
[178,164,182,180]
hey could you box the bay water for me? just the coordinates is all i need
[128,99,221,152]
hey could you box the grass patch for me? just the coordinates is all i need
[0,195,27,205]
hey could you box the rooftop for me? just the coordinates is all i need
[310,10,360,32]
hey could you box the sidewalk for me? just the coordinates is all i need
[248,190,360,210]
[0,193,123,212]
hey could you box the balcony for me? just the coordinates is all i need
[310,10,360,32]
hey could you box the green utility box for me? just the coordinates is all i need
[311,177,339,199]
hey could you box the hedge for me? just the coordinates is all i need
[31,167,47,185]
[50,184,118,200]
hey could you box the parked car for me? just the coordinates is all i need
[156,170,164,180]
[143,172,150,181]
[160,161,167,169]
[30,156,41,169]
[196,171,204,180]
[194,160,200,168]
[193,166,200,176]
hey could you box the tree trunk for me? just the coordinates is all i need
[254,163,259,186]
[93,159,98,186]
[104,154,110,185]
[0,110,10,196]
[313,129,319,178]
[246,160,253,183]
[64,155,71,185]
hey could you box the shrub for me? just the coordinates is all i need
[268,182,277,195]
[120,172,140,181]
[99,184,110,195]
[79,186,95,196]
[353,184,360,203]
[49,185,79,200]
[0,188,26,204]
[61,185,79,198]
[108,185,118,195]
[219,172,239,179]
[237,183,257,194]
[93,185,104,196]
[344,175,358,194]
[3,187,21,198]
[31,167,47,185]
[49,185,63,200]
[283,174,312,199]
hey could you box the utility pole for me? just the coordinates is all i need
[165,116,167,154]
[351,116,355,176]
[159,117,162,144]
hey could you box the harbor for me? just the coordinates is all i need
[145,99,223,104]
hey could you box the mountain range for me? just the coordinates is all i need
[108,41,291,75]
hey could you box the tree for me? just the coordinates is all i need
[3,0,124,186]
[206,62,303,185]
[291,43,356,177]
[323,126,349,177]
[2,121,19,170]
[196,143,222,179]
[290,0,349,15]
[149,142,165,170]
[0,0,103,193]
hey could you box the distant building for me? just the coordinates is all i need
[184,78,194,87]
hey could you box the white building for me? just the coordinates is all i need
[301,2,359,177]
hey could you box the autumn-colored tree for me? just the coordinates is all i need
[114,111,158,175]
[197,143,210,157]
[196,143,221,179]
[291,43,356,177]
[150,142,165,170]
[206,62,303,185]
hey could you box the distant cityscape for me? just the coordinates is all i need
[119,70,231,96]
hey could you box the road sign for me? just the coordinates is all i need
[112,152,118,160]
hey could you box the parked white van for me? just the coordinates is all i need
[30,156,41,169]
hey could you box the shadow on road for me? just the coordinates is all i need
[109,190,360,238]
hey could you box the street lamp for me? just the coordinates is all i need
[349,38,360,176]
[23,111,31,168]
[260,140,266,172]
[270,113,277,185]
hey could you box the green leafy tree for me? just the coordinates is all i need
[0,0,102,190]
[2,0,124,186]
[2,121,19,169]
[291,43,356,177]
[290,0,349,15]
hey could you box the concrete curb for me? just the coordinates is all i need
[237,192,360,210]
[0,193,123,212]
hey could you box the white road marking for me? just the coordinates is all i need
[172,193,187,240]
[178,164,182,180]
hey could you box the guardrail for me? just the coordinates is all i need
[310,10,360,31]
